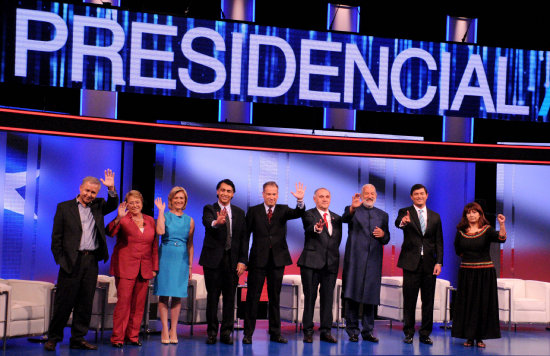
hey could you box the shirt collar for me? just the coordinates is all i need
[76,196,89,208]
[218,201,231,210]
[317,208,329,216]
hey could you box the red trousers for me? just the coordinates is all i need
[111,275,149,343]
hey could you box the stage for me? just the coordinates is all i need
[3,321,550,355]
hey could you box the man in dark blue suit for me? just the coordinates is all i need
[200,179,248,345]
[44,170,117,351]
[298,188,343,343]
[395,183,443,346]
[243,181,305,344]
[342,184,390,343]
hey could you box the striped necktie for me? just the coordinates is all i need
[418,209,426,235]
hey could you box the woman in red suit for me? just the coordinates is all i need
[106,190,159,347]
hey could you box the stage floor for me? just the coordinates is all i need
[3,320,550,355]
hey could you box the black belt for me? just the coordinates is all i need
[78,249,97,255]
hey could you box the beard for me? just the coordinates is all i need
[363,200,374,208]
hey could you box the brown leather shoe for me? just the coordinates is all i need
[320,333,337,343]
[419,336,433,345]
[269,335,288,344]
[44,340,57,351]
[70,340,98,350]
[303,334,313,343]
[362,333,379,343]
[220,334,233,345]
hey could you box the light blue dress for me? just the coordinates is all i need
[154,211,191,298]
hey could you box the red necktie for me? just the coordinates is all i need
[267,207,273,224]
[324,212,332,236]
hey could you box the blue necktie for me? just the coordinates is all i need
[418,209,426,235]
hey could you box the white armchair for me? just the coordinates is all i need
[65,275,118,341]
[280,275,320,332]
[89,275,117,340]
[378,276,451,327]
[497,278,550,330]
[146,274,222,336]
[177,274,222,335]
[0,279,55,350]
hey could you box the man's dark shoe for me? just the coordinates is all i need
[403,336,413,344]
[127,340,142,346]
[206,335,217,344]
[349,335,359,342]
[242,335,252,344]
[419,336,433,345]
[70,340,98,350]
[220,334,233,345]
[320,333,337,343]
[270,335,288,344]
[362,333,379,343]
[303,334,313,343]
[111,342,123,348]
[44,340,57,351]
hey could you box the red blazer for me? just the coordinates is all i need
[107,214,159,279]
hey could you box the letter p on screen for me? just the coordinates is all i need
[15,9,68,78]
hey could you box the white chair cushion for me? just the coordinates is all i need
[10,301,45,321]
[514,298,546,312]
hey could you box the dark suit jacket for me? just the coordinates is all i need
[106,214,159,279]
[246,203,305,268]
[297,208,342,273]
[51,193,118,274]
[199,202,248,269]
[395,206,444,273]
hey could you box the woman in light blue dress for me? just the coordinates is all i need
[154,186,194,344]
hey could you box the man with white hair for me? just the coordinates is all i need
[44,170,117,351]
[342,184,390,343]
[298,188,342,343]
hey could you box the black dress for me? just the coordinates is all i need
[451,225,506,340]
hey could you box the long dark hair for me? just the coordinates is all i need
[457,202,490,232]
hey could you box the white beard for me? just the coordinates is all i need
[363,201,374,208]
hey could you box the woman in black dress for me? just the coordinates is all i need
[451,202,506,348]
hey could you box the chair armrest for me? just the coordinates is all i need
[0,283,12,325]
[381,276,403,287]
[497,279,515,310]
[525,280,549,300]
[6,279,54,305]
